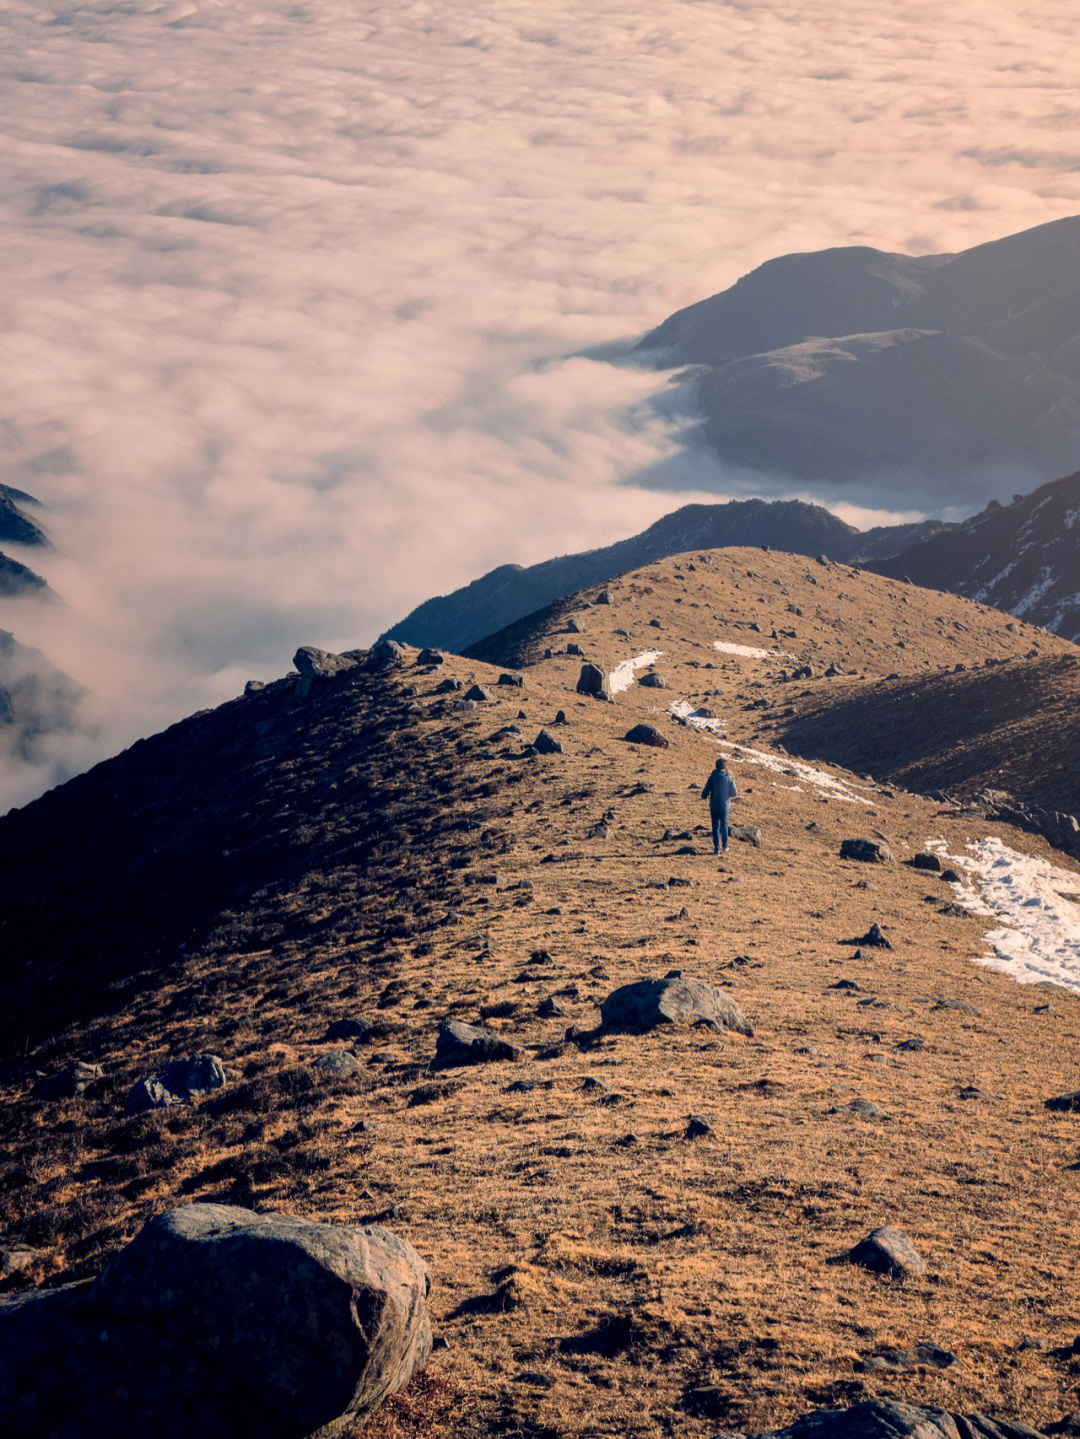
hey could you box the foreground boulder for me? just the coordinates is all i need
[369,638,408,670]
[751,1400,1048,1439]
[0,1203,432,1439]
[601,974,752,1037]
[433,1019,521,1069]
[1046,1091,1080,1113]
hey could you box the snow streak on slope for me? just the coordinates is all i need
[670,699,873,805]
[714,641,795,661]
[608,651,663,695]
[930,837,1080,994]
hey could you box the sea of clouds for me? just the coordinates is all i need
[2,0,1080,805]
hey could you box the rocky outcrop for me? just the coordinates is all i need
[601,973,752,1037]
[293,646,363,696]
[0,1203,432,1439]
[973,788,1080,860]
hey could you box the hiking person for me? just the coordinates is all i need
[701,755,739,855]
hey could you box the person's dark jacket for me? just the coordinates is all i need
[701,769,739,814]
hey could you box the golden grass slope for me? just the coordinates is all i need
[2,548,1079,1439]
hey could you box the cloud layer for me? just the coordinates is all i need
[2,0,1079,804]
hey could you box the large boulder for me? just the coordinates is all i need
[751,1400,1048,1439]
[293,646,361,696]
[433,1019,520,1069]
[125,1053,226,1114]
[601,974,752,1037]
[576,663,612,701]
[1046,1091,1080,1113]
[369,638,408,671]
[0,1203,431,1439]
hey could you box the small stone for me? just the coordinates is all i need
[840,838,893,864]
[463,683,494,702]
[312,1049,362,1078]
[537,996,567,1018]
[685,1114,713,1138]
[325,1018,373,1043]
[844,1224,925,1277]
[638,672,667,688]
[497,672,524,687]
[553,710,568,725]
[416,647,444,665]
[0,1244,40,1279]
[623,723,669,748]
[907,852,943,872]
[567,617,586,633]
[1046,1091,1080,1113]
[433,1019,520,1069]
[533,729,563,755]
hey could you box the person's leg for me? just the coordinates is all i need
[719,806,729,853]
[711,811,720,855]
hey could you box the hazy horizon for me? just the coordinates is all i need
[3,0,1080,806]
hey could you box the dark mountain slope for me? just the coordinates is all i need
[383,498,948,654]
[869,470,1080,641]
[638,215,1080,499]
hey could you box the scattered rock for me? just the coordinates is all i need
[960,1086,988,1100]
[855,1341,957,1373]
[497,672,524,687]
[311,1049,362,1078]
[243,680,265,696]
[856,922,893,950]
[463,684,494,702]
[907,852,943,872]
[567,616,586,633]
[325,1018,374,1043]
[38,1060,105,1099]
[553,710,568,725]
[433,1019,521,1070]
[932,997,979,1016]
[435,677,463,693]
[731,825,762,847]
[416,647,444,666]
[685,1114,713,1138]
[0,1203,432,1438]
[533,729,563,755]
[623,723,669,748]
[125,1054,226,1115]
[831,1098,888,1120]
[941,868,962,883]
[368,638,408,671]
[537,996,568,1018]
[840,838,893,864]
[842,1225,926,1278]
[594,590,613,605]
[566,642,584,656]
[649,618,662,628]
[0,1245,40,1280]
[576,663,612,701]
[600,974,752,1037]
[638,672,668,688]
[1046,1091,1080,1113]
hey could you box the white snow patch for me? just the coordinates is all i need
[608,650,663,695]
[928,836,1080,993]
[670,699,873,805]
[714,640,795,660]
[1012,565,1058,616]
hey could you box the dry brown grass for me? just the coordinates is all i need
[2,549,1080,1438]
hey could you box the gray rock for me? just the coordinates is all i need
[601,975,752,1037]
[553,710,568,725]
[731,824,762,847]
[435,677,463,693]
[325,1018,373,1043]
[857,922,893,950]
[576,663,612,700]
[832,1098,888,1120]
[369,638,408,670]
[932,997,979,1016]
[497,672,524,687]
[293,645,361,696]
[750,1401,1046,1439]
[855,1341,957,1373]
[638,672,667,688]
[537,996,567,1018]
[533,729,563,755]
[0,1245,40,1279]
[844,1225,925,1278]
[311,1049,362,1078]
[685,1114,713,1138]
[623,723,669,748]
[463,684,494,702]
[649,618,662,628]
[416,647,444,666]
[1046,1091,1080,1113]
[908,852,943,872]
[39,1060,104,1098]
[433,1019,520,1070]
[840,838,893,863]
[0,1203,431,1439]
[594,589,613,605]
[566,642,585,656]
[567,616,586,633]
[125,1054,226,1114]
[243,679,265,696]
